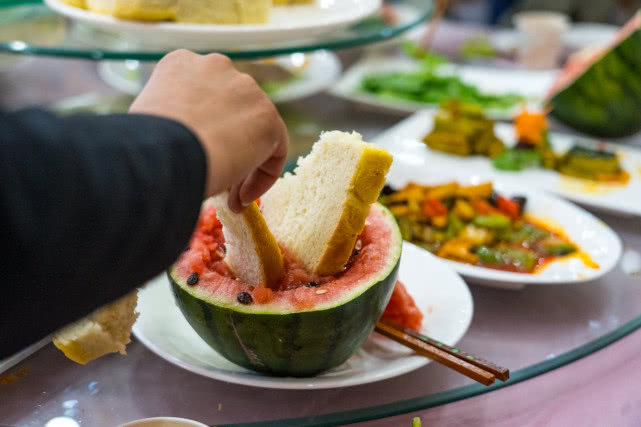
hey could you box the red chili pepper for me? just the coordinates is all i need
[422,198,448,217]
[471,199,495,215]
[497,195,520,219]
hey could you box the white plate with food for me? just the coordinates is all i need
[379,176,622,289]
[329,55,557,119]
[45,0,381,49]
[132,241,473,389]
[373,110,641,218]
[98,50,342,103]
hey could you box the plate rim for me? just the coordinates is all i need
[132,241,473,389]
[45,0,381,35]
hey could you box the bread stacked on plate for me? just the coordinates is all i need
[60,0,315,24]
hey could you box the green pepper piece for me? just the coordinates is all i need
[473,214,511,229]
[412,417,423,427]
[509,224,550,244]
[397,217,413,241]
[543,242,577,256]
[503,248,537,271]
[476,247,504,265]
[446,213,465,239]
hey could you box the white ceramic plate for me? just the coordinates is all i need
[132,242,473,389]
[45,0,381,50]
[330,55,557,119]
[374,110,641,218]
[97,50,342,103]
[373,113,625,289]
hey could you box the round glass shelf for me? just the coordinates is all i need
[2,44,641,427]
[0,0,431,60]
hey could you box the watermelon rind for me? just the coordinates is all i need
[169,203,402,377]
[550,13,641,138]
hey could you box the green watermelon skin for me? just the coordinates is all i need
[170,261,399,377]
[550,14,641,138]
[169,204,402,377]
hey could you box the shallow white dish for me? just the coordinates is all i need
[373,113,625,289]
[45,0,381,50]
[97,50,342,103]
[374,110,641,218]
[330,55,557,119]
[133,242,473,389]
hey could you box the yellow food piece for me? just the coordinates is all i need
[60,0,86,7]
[273,0,313,3]
[456,182,493,199]
[210,193,284,288]
[176,0,272,24]
[453,199,475,221]
[53,291,138,365]
[261,131,393,275]
[432,215,448,228]
[437,239,478,264]
[75,0,272,24]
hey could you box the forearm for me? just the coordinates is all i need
[0,109,206,357]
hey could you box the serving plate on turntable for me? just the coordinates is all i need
[133,242,473,389]
[44,0,382,49]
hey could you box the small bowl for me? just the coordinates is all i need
[118,417,208,427]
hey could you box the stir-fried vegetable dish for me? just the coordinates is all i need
[423,103,629,184]
[379,182,579,273]
[360,42,524,111]
[423,101,505,158]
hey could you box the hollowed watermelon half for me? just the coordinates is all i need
[548,11,641,138]
[169,203,401,377]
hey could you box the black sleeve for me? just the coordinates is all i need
[0,109,207,358]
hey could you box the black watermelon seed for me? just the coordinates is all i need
[237,292,253,305]
[187,273,199,286]
[219,245,226,254]
[305,281,319,288]
[381,184,395,196]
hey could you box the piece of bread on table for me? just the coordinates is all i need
[53,290,139,365]
[211,192,285,288]
[261,131,393,275]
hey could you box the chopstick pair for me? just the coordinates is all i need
[374,321,509,386]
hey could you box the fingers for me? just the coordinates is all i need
[227,182,244,214]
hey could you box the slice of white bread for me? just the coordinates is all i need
[176,0,272,24]
[76,0,272,24]
[261,131,393,276]
[52,290,139,365]
[211,192,285,288]
[85,0,176,20]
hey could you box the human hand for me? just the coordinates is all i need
[129,49,288,212]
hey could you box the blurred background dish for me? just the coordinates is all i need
[97,50,342,103]
[44,0,383,49]
[331,52,556,119]
[371,110,641,217]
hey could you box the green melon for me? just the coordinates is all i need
[169,203,401,377]
[549,11,641,138]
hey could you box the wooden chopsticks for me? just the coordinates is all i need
[420,0,451,51]
[375,321,509,386]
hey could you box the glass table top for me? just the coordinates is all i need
[1,46,641,427]
[0,0,431,60]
